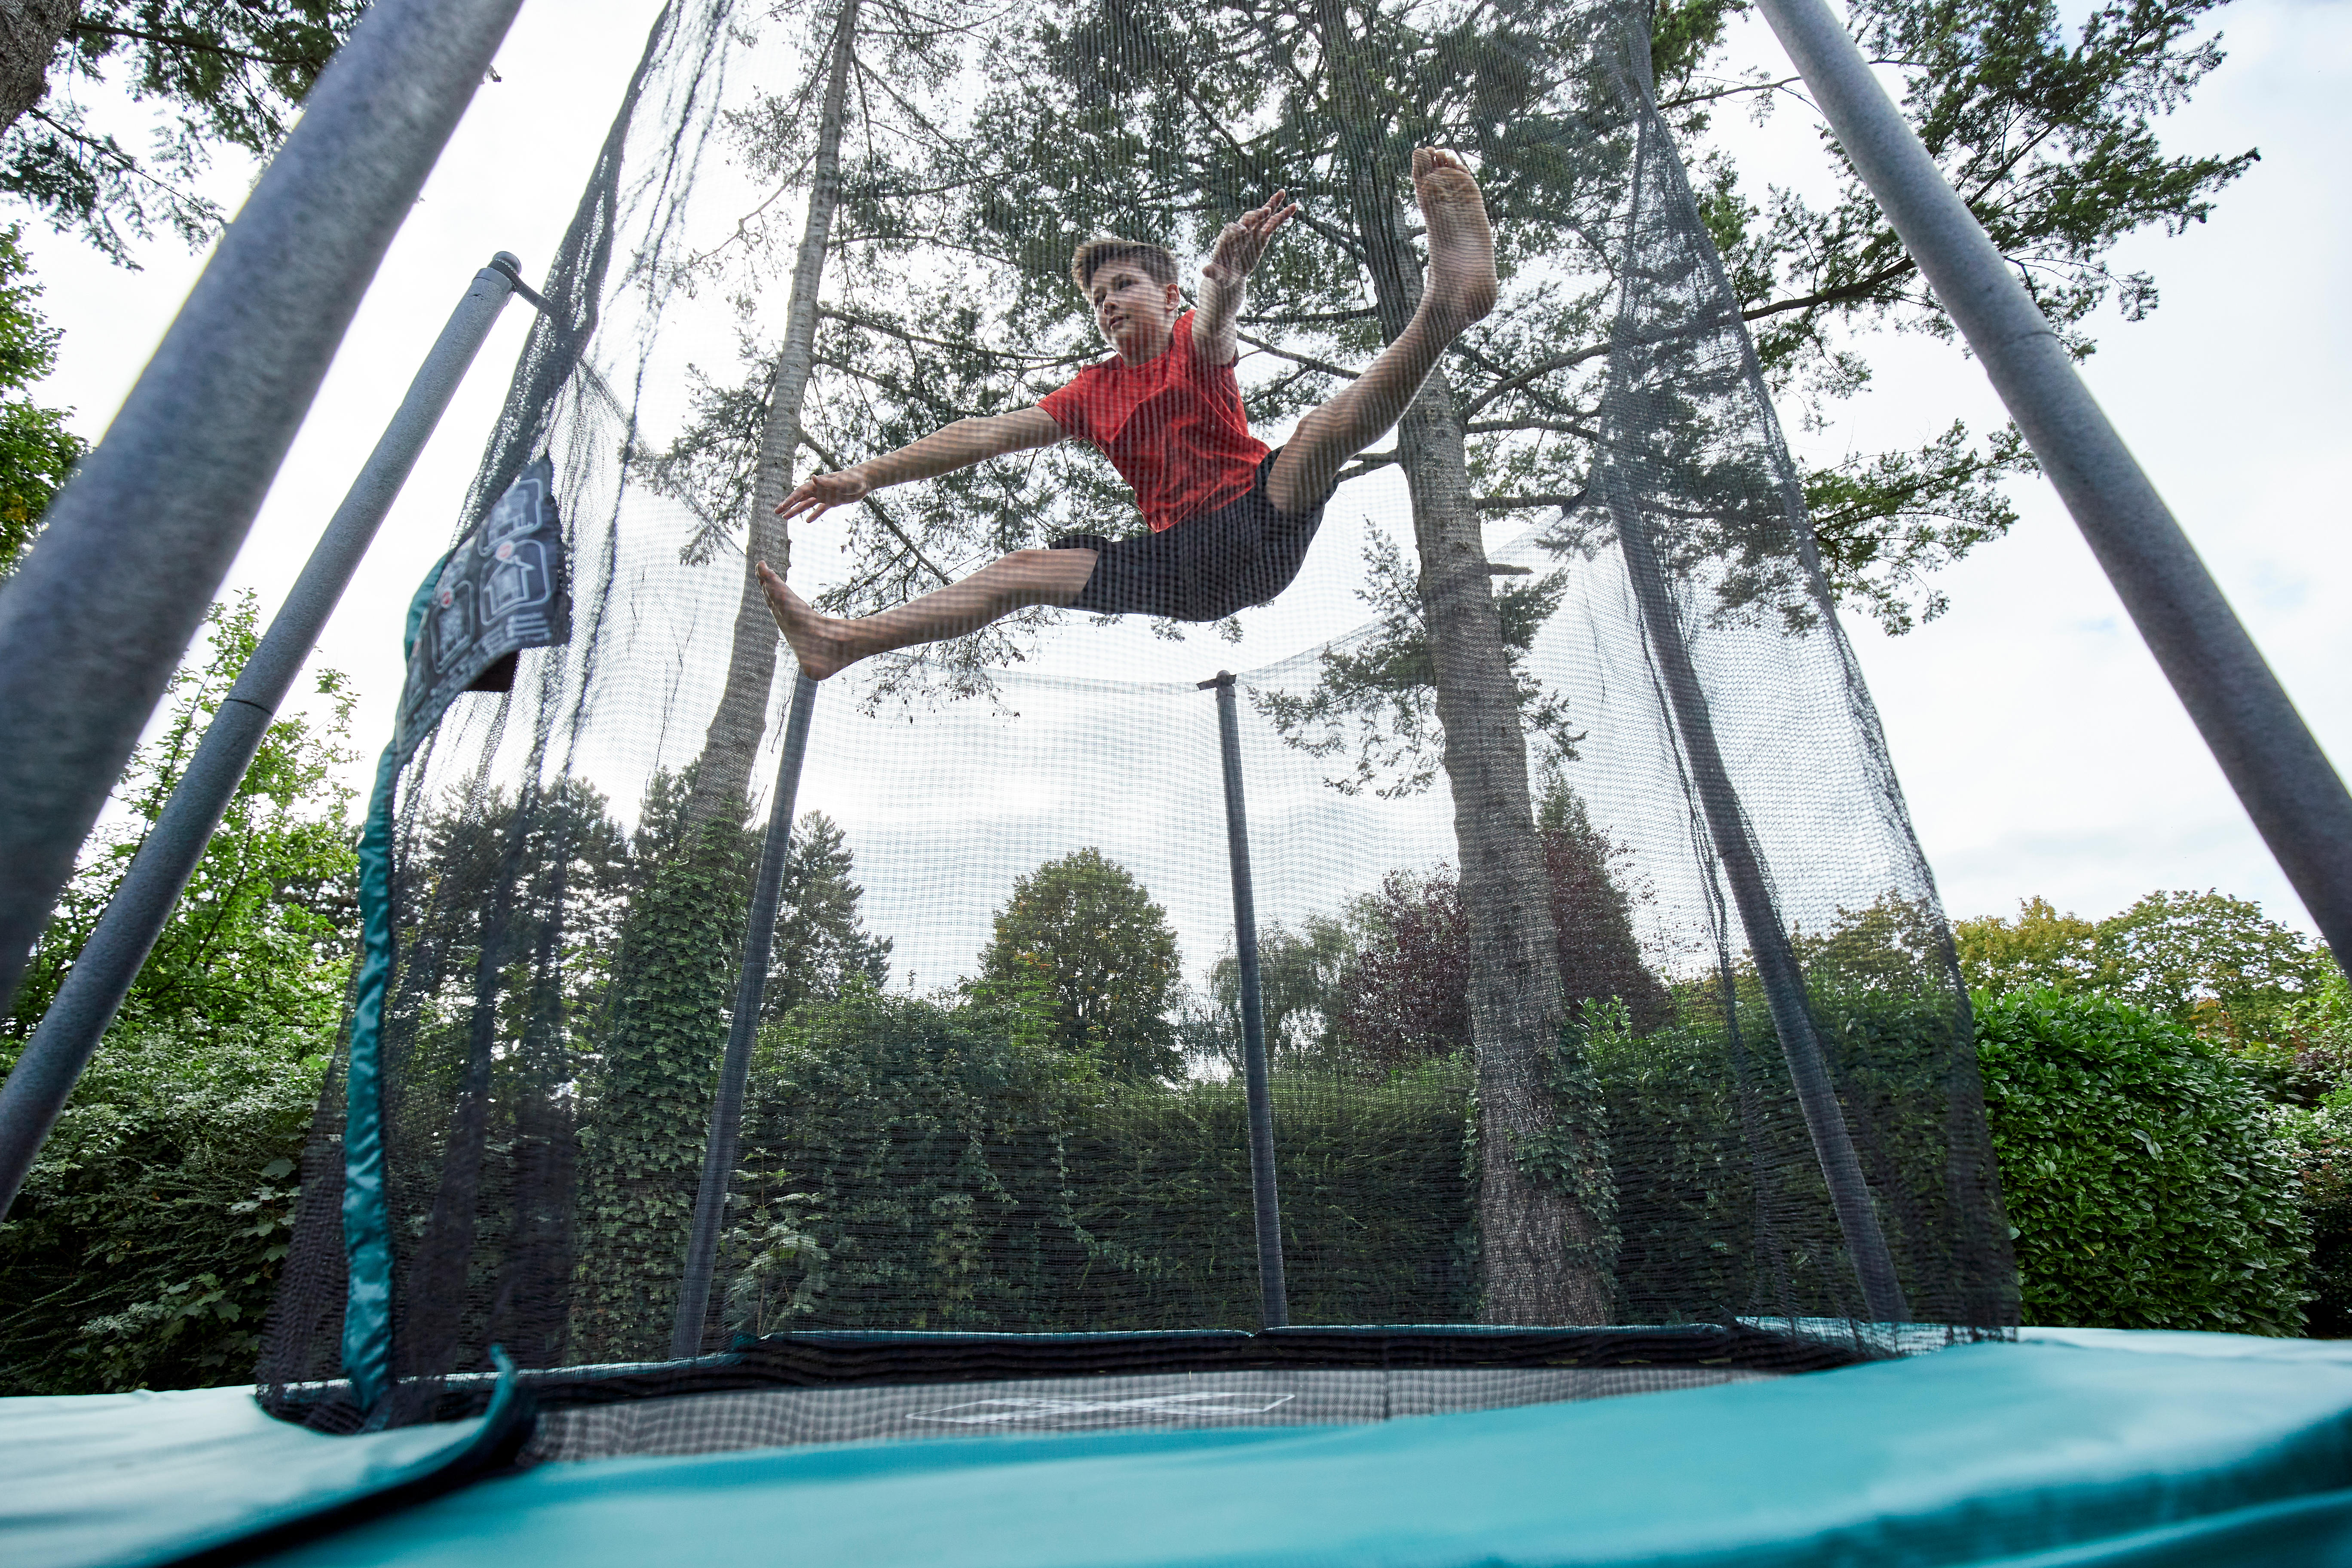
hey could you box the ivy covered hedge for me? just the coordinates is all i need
[3,980,2323,1394]
[725,987,1476,1335]
[1976,990,2306,1334]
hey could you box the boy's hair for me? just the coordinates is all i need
[1070,237,1179,294]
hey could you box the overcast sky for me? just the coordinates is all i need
[18,0,2349,941]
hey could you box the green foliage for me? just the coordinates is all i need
[1957,890,2334,1045]
[0,223,82,579]
[0,594,353,1392]
[1954,895,2103,997]
[738,985,1477,1331]
[977,847,1183,1081]
[6,3,367,263]
[734,985,1091,1333]
[1977,989,2306,1335]
[1200,913,1357,1070]
[763,811,893,1018]
[1512,998,1622,1287]
[4,594,359,1052]
[2277,1094,2352,1339]
[0,1032,319,1394]
[1665,0,2251,629]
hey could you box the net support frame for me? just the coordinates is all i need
[0,0,527,1022]
[1203,671,1289,1330]
[0,255,526,1222]
[673,672,823,1358]
[1599,63,1910,1326]
[1613,495,1909,1324]
[1757,0,2352,974]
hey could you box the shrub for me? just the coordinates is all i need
[0,1031,323,1394]
[1976,989,2306,1334]
[736,986,1473,1332]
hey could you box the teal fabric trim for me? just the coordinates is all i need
[1,1354,524,1568]
[340,561,452,1418]
[255,1338,2352,1568]
[337,740,402,1418]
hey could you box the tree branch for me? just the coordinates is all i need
[1235,330,1359,381]
[798,432,953,585]
[1739,259,1918,324]
[71,21,328,70]
[1472,492,1586,512]
[1457,341,1610,420]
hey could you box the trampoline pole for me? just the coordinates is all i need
[0,0,526,1023]
[673,672,821,1359]
[1203,672,1289,1330]
[1614,498,1911,1326]
[0,256,524,1224]
[1756,0,2352,975]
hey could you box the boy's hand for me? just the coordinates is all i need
[776,466,871,523]
[1202,190,1299,289]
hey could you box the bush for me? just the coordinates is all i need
[0,1031,323,1394]
[1976,989,2305,1334]
[735,987,1473,1332]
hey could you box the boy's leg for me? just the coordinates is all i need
[1267,149,1497,518]
[757,549,1097,680]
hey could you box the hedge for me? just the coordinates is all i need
[1975,989,2306,1334]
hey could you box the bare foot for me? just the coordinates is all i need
[756,562,861,680]
[1412,147,1497,331]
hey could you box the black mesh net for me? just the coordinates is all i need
[258,0,2014,1442]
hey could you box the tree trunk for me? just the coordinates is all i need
[687,0,858,821]
[0,0,76,135]
[1346,146,1616,1325]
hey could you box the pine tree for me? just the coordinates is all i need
[764,811,893,1018]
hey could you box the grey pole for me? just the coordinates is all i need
[1202,672,1289,1330]
[0,0,527,1021]
[674,673,821,1358]
[0,257,525,1223]
[1755,0,2352,973]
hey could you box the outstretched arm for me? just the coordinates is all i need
[776,407,1064,524]
[1195,190,1299,368]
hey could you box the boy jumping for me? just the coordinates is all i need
[758,147,1496,680]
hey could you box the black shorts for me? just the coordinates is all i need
[1050,448,1327,622]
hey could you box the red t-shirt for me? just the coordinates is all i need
[1038,312,1269,532]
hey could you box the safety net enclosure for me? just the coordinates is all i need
[257,0,2015,1439]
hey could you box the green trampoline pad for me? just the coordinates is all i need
[15,1331,2352,1568]
[251,1332,2352,1568]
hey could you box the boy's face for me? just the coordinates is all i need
[1088,261,1182,360]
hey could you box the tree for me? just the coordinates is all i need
[1658,0,2251,631]
[763,810,893,1018]
[2,591,358,1050]
[977,847,1182,1081]
[1,2,366,264]
[0,221,81,579]
[1956,889,2332,1044]
[1202,913,1357,1069]
[2095,889,2333,1044]
[1333,778,1670,1073]
[1954,896,2103,997]
[0,591,355,1393]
